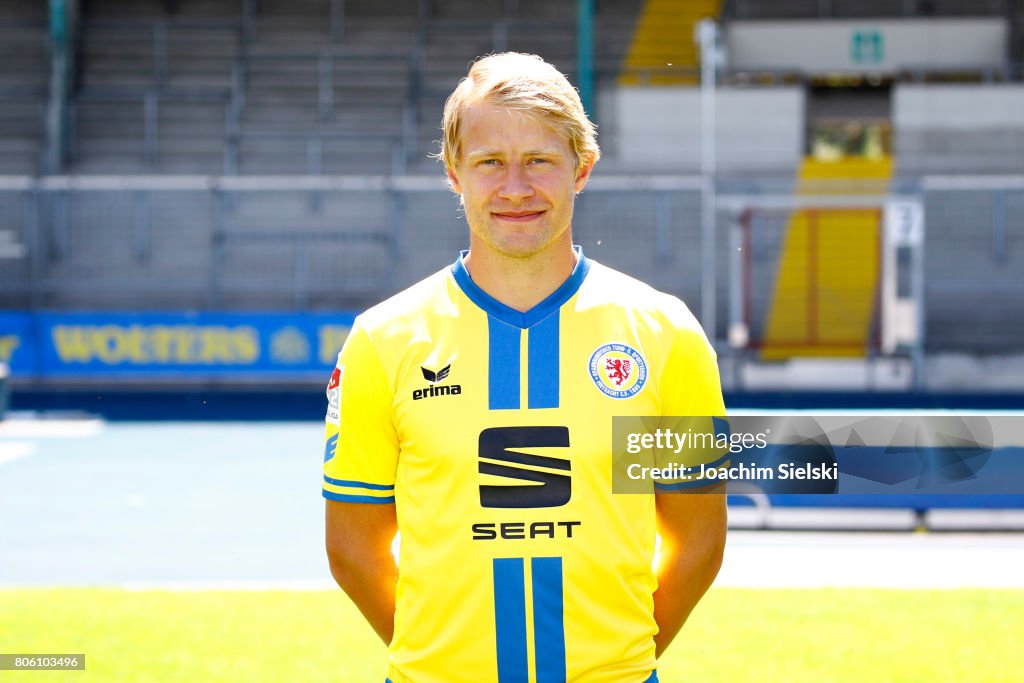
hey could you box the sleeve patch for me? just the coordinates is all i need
[325,364,343,426]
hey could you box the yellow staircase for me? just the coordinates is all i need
[619,0,721,86]
[760,157,893,360]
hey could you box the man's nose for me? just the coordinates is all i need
[497,165,534,202]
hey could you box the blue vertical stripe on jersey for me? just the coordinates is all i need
[493,558,530,683]
[488,316,521,410]
[527,313,560,409]
[531,556,567,683]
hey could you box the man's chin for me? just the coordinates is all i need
[491,236,565,261]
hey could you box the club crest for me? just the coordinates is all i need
[589,343,647,399]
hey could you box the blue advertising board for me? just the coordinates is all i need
[0,311,355,381]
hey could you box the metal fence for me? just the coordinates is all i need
[0,174,704,309]
[1,174,1023,354]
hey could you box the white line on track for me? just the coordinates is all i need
[718,531,1024,588]
[0,441,35,465]
[119,580,339,592]
[4,532,1020,591]
[0,418,105,439]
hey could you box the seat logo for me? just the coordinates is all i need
[479,426,571,508]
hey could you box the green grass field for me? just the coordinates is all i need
[2,588,1022,682]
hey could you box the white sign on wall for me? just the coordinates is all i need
[727,19,1007,75]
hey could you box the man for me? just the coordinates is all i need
[324,52,726,683]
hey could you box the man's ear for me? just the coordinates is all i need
[574,157,596,194]
[446,165,462,194]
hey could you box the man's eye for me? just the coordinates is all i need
[529,158,550,165]
[480,159,501,166]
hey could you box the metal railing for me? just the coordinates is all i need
[2,173,1023,357]
[0,174,699,311]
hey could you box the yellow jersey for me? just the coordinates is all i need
[324,249,725,683]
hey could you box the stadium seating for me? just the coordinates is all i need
[62,0,645,175]
[924,189,1024,353]
[0,2,48,174]
[3,0,1023,355]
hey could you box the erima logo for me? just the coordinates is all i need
[421,364,450,383]
[413,363,462,401]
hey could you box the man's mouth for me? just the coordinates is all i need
[493,211,545,222]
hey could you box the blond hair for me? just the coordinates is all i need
[437,52,600,173]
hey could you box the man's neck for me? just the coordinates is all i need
[463,241,578,314]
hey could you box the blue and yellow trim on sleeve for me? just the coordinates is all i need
[323,476,396,504]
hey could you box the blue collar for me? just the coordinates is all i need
[450,246,591,328]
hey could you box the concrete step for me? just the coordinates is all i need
[0,119,44,137]
[0,98,46,115]
[86,0,166,17]
[151,154,225,174]
[75,100,147,122]
[0,72,48,88]
[158,129,226,144]
[80,71,156,87]
[238,117,404,135]
[164,73,234,88]
[236,138,397,174]
[227,193,391,221]
[0,24,48,39]
[342,0,418,17]
[512,0,577,18]
[256,0,330,17]
[0,0,48,20]
[0,137,42,154]
[0,159,40,175]
[67,157,150,173]
[245,60,410,80]
[157,101,229,120]
[170,0,244,17]
[74,139,147,158]
[431,0,503,19]
[82,34,154,58]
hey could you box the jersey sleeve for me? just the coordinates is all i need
[661,323,726,418]
[322,321,398,504]
[655,317,729,489]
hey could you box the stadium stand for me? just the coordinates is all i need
[62,0,644,175]
[3,0,1024,358]
[73,1,238,173]
[618,0,718,85]
[923,187,1024,353]
[0,1,48,175]
[1015,1,1024,76]
[235,0,416,174]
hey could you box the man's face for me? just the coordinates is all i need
[447,101,593,260]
